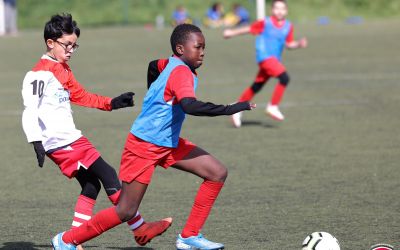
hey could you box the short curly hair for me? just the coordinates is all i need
[44,13,80,41]
[170,24,202,56]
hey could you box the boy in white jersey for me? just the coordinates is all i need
[21,13,171,249]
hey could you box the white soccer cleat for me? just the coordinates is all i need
[51,232,76,250]
[176,234,224,250]
[266,103,284,121]
[231,112,242,128]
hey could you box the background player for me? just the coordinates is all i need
[21,13,171,249]
[51,23,255,250]
[224,0,307,126]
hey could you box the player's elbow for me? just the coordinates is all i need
[181,104,192,114]
[285,42,296,49]
[285,44,293,50]
[180,97,197,115]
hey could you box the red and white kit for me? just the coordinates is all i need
[22,55,114,177]
[22,55,112,151]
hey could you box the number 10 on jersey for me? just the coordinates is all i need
[31,80,44,97]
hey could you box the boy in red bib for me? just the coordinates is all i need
[52,24,255,250]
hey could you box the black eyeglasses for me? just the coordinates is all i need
[56,40,79,52]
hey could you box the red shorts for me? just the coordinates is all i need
[47,136,100,178]
[254,57,286,83]
[119,133,196,184]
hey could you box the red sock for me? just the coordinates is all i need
[127,212,145,231]
[108,190,145,230]
[108,190,121,205]
[63,206,122,245]
[181,180,224,238]
[238,87,255,102]
[271,83,286,105]
[71,195,95,229]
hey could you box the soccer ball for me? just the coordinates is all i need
[302,232,340,250]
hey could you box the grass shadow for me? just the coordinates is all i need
[240,120,278,128]
[107,247,154,250]
[0,242,51,250]
[0,242,102,250]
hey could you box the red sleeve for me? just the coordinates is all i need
[157,59,169,73]
[65,71,112,111]
[51,63,112,111]
[249,20,265,35]
[164,66,196,103]
[286,24,294,43]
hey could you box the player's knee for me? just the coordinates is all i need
[81,179,101,200]
[212,165,228,182]
[250,82,264,94]
[219,167,228,182]
[278,72,290,86]
[90,157,121,196]
[92,179,102,195]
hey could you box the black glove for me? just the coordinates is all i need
[32,141,45,168]
[111,92,135,110]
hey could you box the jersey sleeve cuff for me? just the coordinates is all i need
[26,136,43,143]
[104,97,113,111]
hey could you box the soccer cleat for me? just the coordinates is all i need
[266,103,284,121]
[133,217,173,246]
[51,232,76,250]
[176,233,224,250]
[231,111,242,128]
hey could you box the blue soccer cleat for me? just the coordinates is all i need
[176,233,224,250]
[51,232,77,250]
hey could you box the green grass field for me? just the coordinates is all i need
[1,20,400,249]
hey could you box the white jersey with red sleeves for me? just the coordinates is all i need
[22,55,112,151]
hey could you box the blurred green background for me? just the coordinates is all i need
[18,0,400,29]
